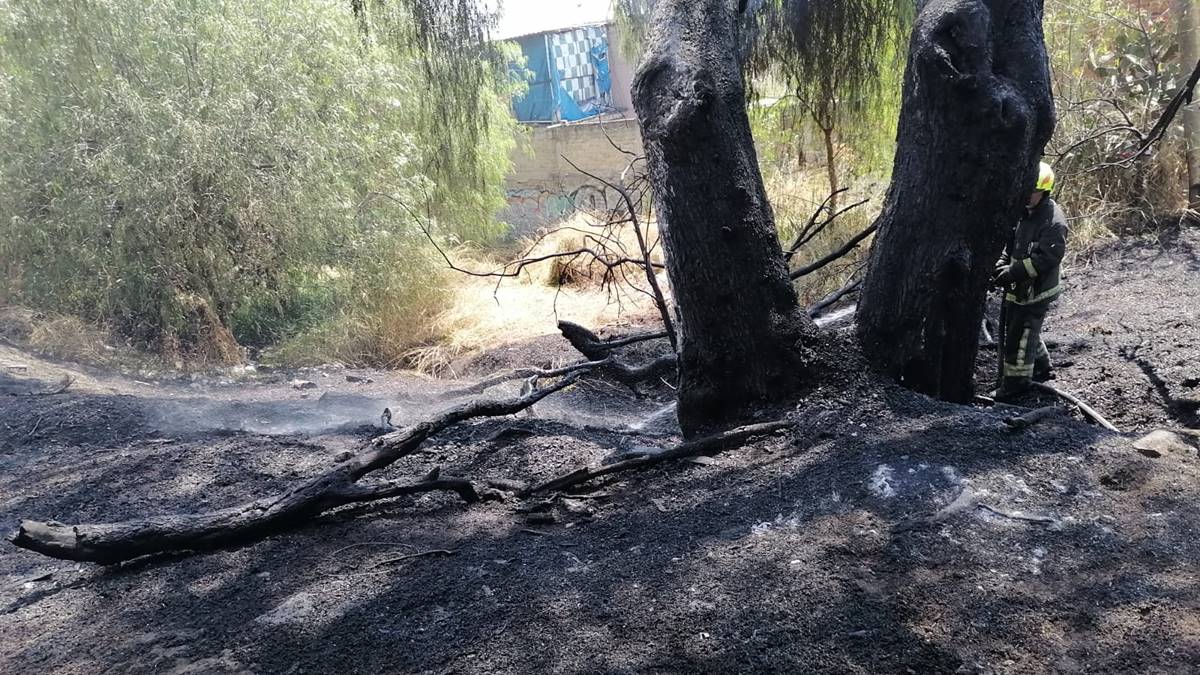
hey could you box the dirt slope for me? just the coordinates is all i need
[1,227,1198,674]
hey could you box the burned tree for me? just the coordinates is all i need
[632,0,818,437]
[856,0,1055,401]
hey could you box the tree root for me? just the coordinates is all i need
[9,374,582,564]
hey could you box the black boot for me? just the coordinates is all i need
[1034,354,1054,382]
[995,377,1031,402]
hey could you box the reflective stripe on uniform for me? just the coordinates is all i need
[1004,362,1035,377]
[1022,258,1037,277]
[1004,326,1036,378]
[1005,284,1062,306]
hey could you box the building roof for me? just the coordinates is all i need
[492,0,614,41]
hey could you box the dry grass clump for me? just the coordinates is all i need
[406,254,664,375]
[264,266,450,369]
[0,306,170,374]
[513,213,664,288]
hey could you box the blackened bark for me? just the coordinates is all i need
[856,0,1055,401]
[1180,0,1200,209]
[632,0,817,437]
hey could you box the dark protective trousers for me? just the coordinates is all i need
[999,298,1053,393]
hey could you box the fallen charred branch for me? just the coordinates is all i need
[1031,382,1120,433]
[1003,405,1066,431]
[976,503,1058,526]
[558,321,677,384]
[10,375,582,564]
[441,358,610,397]
[807,278,862,318]
[557,321,668,359]
[523,420,791,496]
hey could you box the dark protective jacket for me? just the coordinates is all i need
[1002,197,1068,306]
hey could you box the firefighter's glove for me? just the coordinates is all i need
[992,264,1014,288]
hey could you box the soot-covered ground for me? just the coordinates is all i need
[1,226,1198,674]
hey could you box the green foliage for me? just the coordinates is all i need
[353,0,523,240]
[0,0,516,364]
[615,0,910,200]
[743,0,912,102]
[1045,0,1186,233]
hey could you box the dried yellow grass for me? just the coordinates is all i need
[0,306,170,373]
[514,212,665,288]
[406,243,666,375]
[765,169,882,305]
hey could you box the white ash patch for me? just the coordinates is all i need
[869,464,897,498]
[255,591,317,626]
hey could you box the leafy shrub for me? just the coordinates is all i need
[1045,0,1187,243]
[0,0,515,365]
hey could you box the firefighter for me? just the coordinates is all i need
[993,162,1068,401]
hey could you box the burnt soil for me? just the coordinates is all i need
[1,226,1199,674]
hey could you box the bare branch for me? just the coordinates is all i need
[784,188,849,259]
[560,155,677,351]
[790,224,878,280]
[1030,383,1120,433]
[1084,58,1200,172]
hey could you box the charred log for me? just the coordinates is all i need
[10,375,581,564]
[523,420,791,496]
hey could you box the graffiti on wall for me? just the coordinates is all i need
[502,183,617,231]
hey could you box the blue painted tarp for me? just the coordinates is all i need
[509,26,613,123]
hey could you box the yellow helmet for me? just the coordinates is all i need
[1036,161,1055,193]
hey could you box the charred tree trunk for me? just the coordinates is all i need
[856,0,1055,401]
[1181,0,1200,209]
[632,0,817,437]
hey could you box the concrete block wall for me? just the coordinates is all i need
[502,117,644,229]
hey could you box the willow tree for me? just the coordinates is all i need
[743,0,912,208]
[351,0,518,239]
[0,0,518,363]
